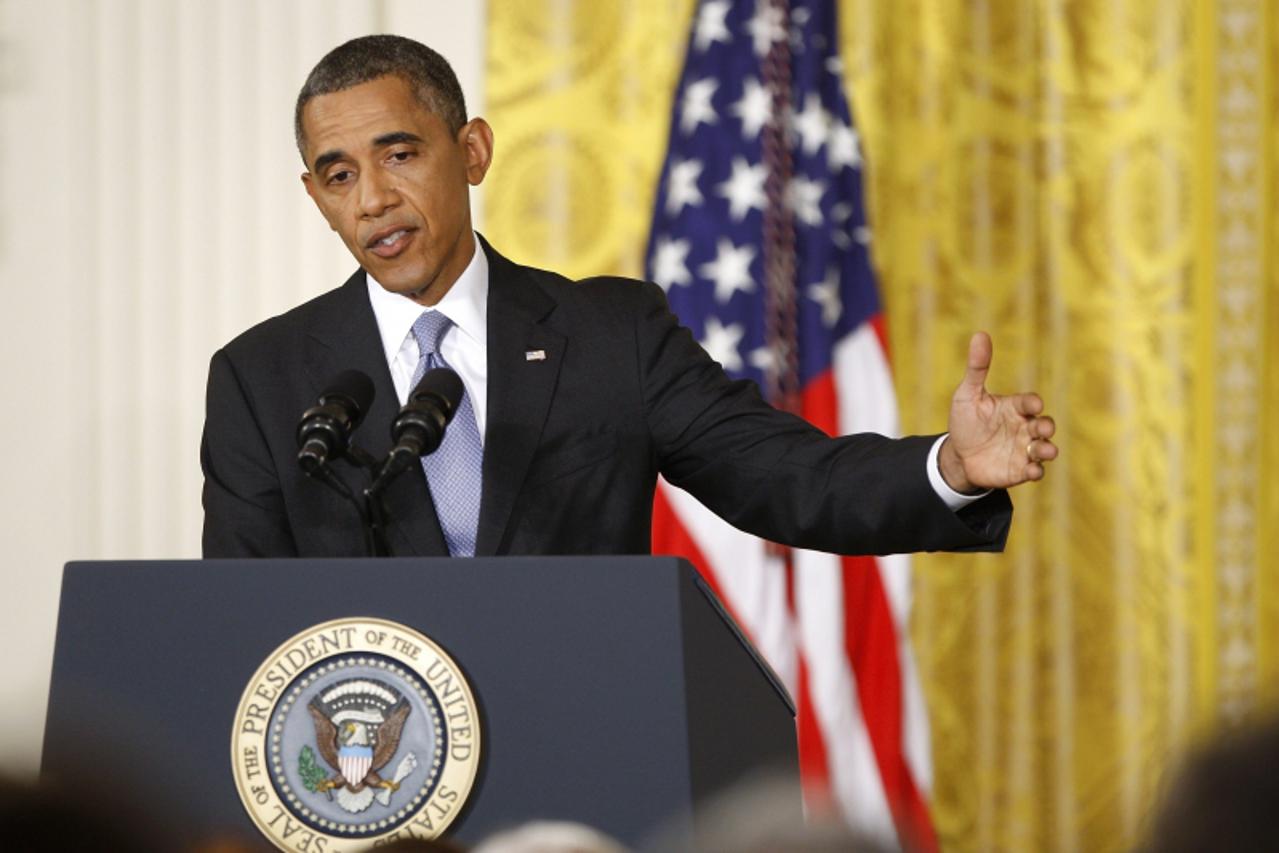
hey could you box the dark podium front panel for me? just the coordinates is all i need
[43,557,798,847]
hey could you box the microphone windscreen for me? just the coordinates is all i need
[410,368,464,421]
[319,370,376,427]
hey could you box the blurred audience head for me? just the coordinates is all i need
[0,773,172,852]
[644,773,894,853]
[473,820,628,853]
[1143,712,1279,852]
[368,836,468,852]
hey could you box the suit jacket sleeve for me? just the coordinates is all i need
[201,348,300,558]
[632,280,1011,554]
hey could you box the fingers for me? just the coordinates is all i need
[1026,438,1058,464]
[1027,414,1057,466]
[963,331,993,392]
[1011,393,1044,417]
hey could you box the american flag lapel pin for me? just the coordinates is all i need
[525,349,547,362]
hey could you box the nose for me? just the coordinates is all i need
[358,169,399,218]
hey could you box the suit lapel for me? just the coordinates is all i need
[476,242,564,556]
[303,270,449,557]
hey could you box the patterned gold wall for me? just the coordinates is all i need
[483,2,1279,851]
[484,1,698,278]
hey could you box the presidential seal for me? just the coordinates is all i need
[232,618,481,851]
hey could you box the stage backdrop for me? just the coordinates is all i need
[0,0,485,778]
[481,2,1279,851]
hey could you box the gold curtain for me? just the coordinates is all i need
[483,2,1279,851]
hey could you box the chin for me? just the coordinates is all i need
[376,277,419,295]
[368,265,427,295]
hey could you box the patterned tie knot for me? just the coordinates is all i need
[412,310,453,358]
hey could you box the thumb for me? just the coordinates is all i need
[963,331,992,392]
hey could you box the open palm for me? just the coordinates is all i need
[939,332,1057,493]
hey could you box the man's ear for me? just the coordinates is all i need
[301,172,338,232]
[458,118,495,186]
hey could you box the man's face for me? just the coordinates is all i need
[300,75,493,305]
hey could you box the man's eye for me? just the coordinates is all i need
[328,170,353,185]
[390,151,413,162]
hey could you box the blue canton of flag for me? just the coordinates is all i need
[645,0,876,389]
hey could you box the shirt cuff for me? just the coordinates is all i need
[928,434,991,511]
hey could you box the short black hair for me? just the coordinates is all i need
[295,34,468,163]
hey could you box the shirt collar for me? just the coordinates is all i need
[366,234,490,362]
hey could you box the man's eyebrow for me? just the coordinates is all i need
[310,132,424,173]
[373,131,424,147]
[312,149,347,173]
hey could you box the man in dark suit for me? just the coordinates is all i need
[201,35,1057,559]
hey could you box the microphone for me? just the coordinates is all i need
[296,370,376,472]
[371,368,464,488]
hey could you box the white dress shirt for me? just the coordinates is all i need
[366,235,982,510]
[367,236,490,443]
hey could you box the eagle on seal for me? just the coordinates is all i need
[307,678,412,812]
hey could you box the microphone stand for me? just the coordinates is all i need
[299,369,459,558]
[362,447,421,552]
[300,444,392,557]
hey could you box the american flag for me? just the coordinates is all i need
[645,1,936,849]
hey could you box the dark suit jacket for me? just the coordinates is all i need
[202,240,1011,558]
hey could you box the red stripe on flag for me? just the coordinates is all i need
[784,554,835,816]
[800,369,839,436]
[787,370,840,817]
[652,485,736,620]
[651,353,935,850]
[841,555,937,852]
[794,655,835,815]
[653,485,837,815]
[869,313,892,360]
[804,368,936,852]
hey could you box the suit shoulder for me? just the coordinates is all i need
[482,237,666,316]
[522,262,664,312]
[217,273,363,361]
[574,274,665,303]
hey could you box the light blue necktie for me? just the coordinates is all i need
[410,311,483,557]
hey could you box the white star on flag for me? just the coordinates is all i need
[746,2,786,57]
[716,157,768,221]
[694,0,732,51]
[650,236,692,291]
[730,77,772,140]
[680,78,719,134]
[699,316,745,372]
[789,9,811,51]
[787,175,827,226]
[830,201,854,249]
[827,121,862,170]
[699,238,757,303]
[666,158,705,215]
[748,344,777,373]
[807,266,842,327]
[792,93,830,155]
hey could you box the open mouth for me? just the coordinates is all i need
[366,227,415,259]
